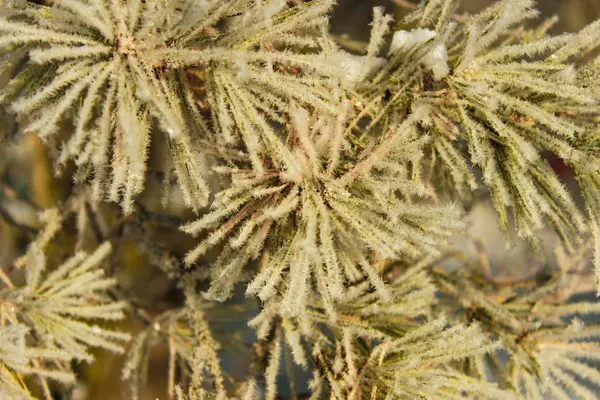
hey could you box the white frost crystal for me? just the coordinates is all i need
[422,41,450,80]
[389,29,449,81]
[340,55,386,84]
[389,28,438,54]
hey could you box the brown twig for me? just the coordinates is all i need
[0,267,15,288]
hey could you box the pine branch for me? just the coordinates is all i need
[0,209,129,397]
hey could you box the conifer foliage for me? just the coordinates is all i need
[0,209,129,399]
[1,0,600,398]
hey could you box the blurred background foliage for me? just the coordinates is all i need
[0,0,599,399]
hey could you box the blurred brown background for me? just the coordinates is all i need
[331,0,600,38]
